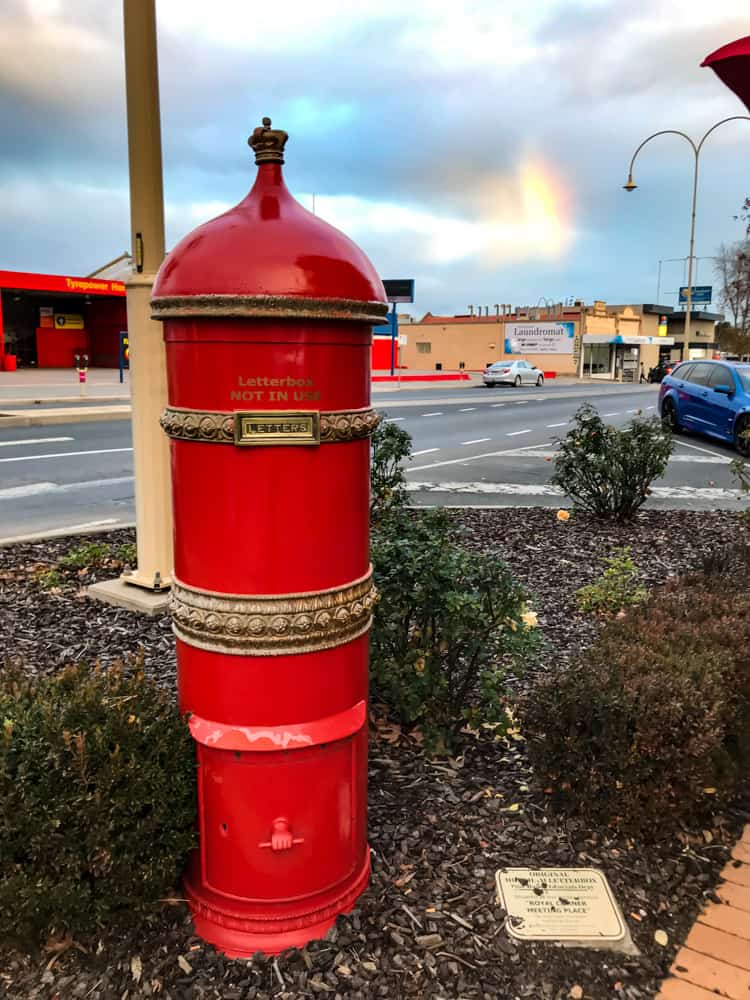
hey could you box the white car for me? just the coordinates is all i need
[483,359,544,387]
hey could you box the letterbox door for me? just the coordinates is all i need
[199,737,361,903]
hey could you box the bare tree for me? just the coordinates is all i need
[715,198,750,356]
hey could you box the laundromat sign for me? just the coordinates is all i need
[504,322,575,356]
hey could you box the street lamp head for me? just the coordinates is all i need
[623,174,637,192]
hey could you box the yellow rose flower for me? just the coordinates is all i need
[521,610,538,629]
[556,509,571,522]
[415,657,426,675]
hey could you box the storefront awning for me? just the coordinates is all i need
[582,334,674,346]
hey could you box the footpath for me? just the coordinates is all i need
[657,824,750,998]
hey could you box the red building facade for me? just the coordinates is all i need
[0,270,127,369]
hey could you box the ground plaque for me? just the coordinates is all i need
[496,868,636,952]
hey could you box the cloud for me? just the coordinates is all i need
[0,0,748,317]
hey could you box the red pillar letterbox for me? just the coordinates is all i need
[151,119,388,957]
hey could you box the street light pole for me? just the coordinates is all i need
[623,116,750,346]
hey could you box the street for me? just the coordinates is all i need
[0,382,744,543]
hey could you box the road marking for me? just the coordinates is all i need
[412,448,440,456]
[421,412,443,417]
[386,416,405,422]
[410,441,553,473]
[459,407,476,412]
[0,518,122,547]
[0,482,57,499]
[603,412,621,417]
[0,436,74,448]
[406,481,742,500]
[675,439,732,459]
[0,476,136,501]
[0,447,133,464]
[507,429,532,436]
[546,422,568,428]
[491,403,505,408]
[515,401,529,405]
[646,405,655,410]
[461,438,491,445]
[492,447,729,465]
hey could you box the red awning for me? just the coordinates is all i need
[702,35,750,111]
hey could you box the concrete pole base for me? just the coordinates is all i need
[87,577,170,615]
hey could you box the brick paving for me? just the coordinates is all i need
[656,824,750,999]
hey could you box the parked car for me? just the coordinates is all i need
[484,359,544,387]
[658,360,750,455]
[648,358,683,383]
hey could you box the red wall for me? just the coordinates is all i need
[372,337,399,370]
[88,297,127,367]
[36,328,88,368]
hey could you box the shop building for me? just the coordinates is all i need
[0,257,128,369]
[397,301,722,381]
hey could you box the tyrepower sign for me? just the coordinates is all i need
[504,322,575,355]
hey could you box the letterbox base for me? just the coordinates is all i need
[184,850,371,958]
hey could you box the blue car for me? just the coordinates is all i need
[658,359,750,456]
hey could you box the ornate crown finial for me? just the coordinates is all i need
[248,117,289,164]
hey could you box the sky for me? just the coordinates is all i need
[0,0,749,318]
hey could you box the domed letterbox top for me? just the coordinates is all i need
[152,118,388,324]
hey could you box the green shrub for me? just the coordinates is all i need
[35,567,64,590]
[59,541,111,569]
[731,456,750,520]
[520,551,750,836]
[116,541,138,566]
[575,547,648,614]
[371,510,537,752]
[551,404,673,520]
[0,663,196,947]
[370,419,412,524]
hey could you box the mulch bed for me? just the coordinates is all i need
[1,509,748,1000]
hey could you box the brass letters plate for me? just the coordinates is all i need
[234,411,320,447]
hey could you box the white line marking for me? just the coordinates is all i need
[515,401,529,405]
[646,405,655,410]
[386,417,405,422]
[0,476,136,501]
[410,442,553,473]
[458,408,476,412]
[412,448,440,457]
[546,422,568,428]
[405,482,742,500]
[507,429,532,436]
[0,482,57,499]
[421,412,443,417]
[0,447,133,464]
[461,438,491,446]
[491,403,505,408]
[674,439,731,459]
[481,448,729,465]
[0,436,74,448]
[603,412,621,417]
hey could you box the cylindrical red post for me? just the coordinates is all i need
[151,118,388,957]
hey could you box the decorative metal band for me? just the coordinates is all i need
[151,294,389,324]
[170,569,377,656]
[160,406,380,445]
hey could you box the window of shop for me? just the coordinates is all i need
[416,342,431,354]
[582,342,611,377]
